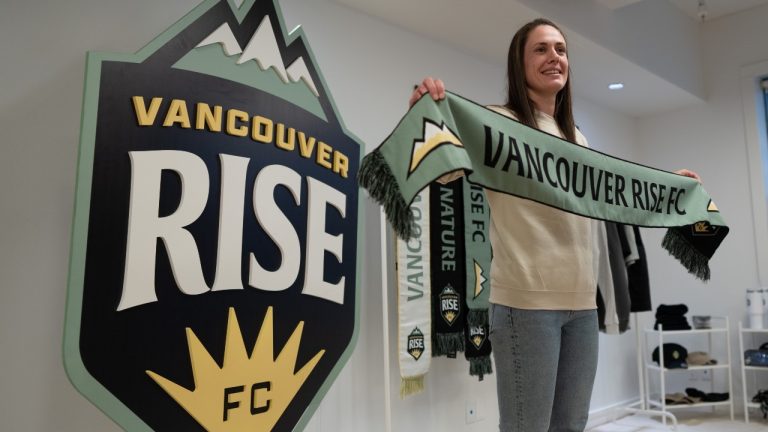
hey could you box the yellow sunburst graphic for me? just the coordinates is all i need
[146,307,325,431]
[472,335,483,348]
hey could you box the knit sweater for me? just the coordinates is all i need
[483,106,596,310]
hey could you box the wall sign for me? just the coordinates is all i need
[63,1,362,430]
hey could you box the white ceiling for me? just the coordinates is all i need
[669,0,768,21]
[599,0,768,21]
[334,0,768,117]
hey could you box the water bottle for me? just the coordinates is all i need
[748,289,764,329]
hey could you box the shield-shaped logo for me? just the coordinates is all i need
[439,284,461,326]
[468,325,486,350]
[63,1,362,431]
[692,220,720,236]
[407,327,425,360]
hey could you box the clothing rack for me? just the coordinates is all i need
[623,312,678,430]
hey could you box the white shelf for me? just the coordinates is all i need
[741,328,768,333]
[646,363,730,372]
[648,399,732,410]
[644,327,727,335]
[642,315,734,423]
[739,320,768,423]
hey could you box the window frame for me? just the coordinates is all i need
[740,61,768,285]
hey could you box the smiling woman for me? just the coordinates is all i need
[521,25,569,117]
[410,18,598,432]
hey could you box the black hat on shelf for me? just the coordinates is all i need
[652,343,688,369]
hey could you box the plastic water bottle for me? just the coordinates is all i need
[748,289,764,329]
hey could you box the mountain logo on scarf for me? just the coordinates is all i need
[407,327,426,360]
[408,120,463,176]
[472,260,488,299]
[63,1,363,431]
[469,325,487,350]
[439,284,462,325]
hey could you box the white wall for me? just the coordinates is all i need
[517,0,704,99]
[0,0,644,430]
[635,2,768,413]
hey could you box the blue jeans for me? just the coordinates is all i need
[488,304,599,432]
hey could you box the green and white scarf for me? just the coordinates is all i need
[396,190,431,397]
[360,92,729,281]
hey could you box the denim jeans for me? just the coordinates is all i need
[488,304,599,432]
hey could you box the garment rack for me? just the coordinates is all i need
[623,312,679,430]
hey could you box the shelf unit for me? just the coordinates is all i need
[642,316,734,426]
[737,321,768,423]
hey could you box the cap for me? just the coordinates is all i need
[687,351,717,366]
[652,343,688,369]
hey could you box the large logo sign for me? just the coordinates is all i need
[63,1,362,430]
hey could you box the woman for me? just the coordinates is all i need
[410,18,700,432]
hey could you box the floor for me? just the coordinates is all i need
[588,412,768,431]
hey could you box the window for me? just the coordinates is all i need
[741,63,768,285]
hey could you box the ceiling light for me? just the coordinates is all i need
[608,83,624,90]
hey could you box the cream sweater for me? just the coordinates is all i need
[440,105,596,310]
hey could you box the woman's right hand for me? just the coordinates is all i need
[409,77,446,108]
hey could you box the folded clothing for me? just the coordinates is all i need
[655,304,689,317]
[752,389,768,419]
[665,392,697,405]
[686,387,729,402]
[654,320,692,331]
[654,304,691,330]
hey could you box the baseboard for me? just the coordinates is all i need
[586,398,638,429]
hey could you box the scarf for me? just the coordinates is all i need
[461,179,492,378]
[429,181,466,356]
[396,190,431,397]
[462,179,491,326]
[359,92,729,281]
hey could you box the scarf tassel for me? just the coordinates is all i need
[661,228,710,281]
[359,151,414,239]
[400,375,425,398]
[433,333,465,356]
[469,356,492,381]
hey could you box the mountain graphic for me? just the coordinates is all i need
[168,1,330,121]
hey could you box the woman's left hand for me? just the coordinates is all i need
[674,168,702,183]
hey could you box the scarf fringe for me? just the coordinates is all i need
[662,228,710,281]
[358,150,414,239]
[433,332,465,356]
[469,356,492,380]
[400,375,425,398]
[467,309,488,328]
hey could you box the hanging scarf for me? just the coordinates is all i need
[429,181,466,356]
[461,179,492,378]
[462,179,491,326]
[464,319,492,380]
[396,190,431,397]
[359,92,729,281]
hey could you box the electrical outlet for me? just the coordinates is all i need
[465,399,479,423]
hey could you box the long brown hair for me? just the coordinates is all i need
[505,18,576,143]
